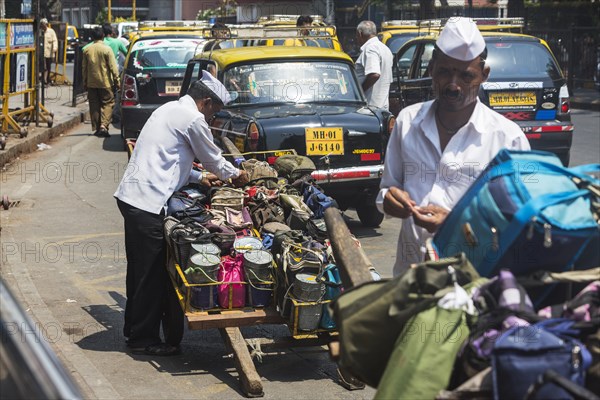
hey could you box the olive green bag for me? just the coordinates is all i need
[374,275,489,400]
[331,254,480,388]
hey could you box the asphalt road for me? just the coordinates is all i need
[1,109,598,399]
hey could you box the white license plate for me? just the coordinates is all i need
[165,80,181,94]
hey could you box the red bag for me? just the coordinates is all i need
[218,255,246,308]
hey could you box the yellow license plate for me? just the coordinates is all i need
[305,127,344,156]
[489,91,536,106]
[165,80,181,94]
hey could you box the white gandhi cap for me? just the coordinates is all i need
[200,70,231,105]
[436,17,485,62]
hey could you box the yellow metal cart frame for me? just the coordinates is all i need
[166,255,338,397]
[0,19,53,145]
[162,141,339,397]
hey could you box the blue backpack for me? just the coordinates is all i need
[302,184,338,219]
[492,318,592,400]
[433,149,599,279]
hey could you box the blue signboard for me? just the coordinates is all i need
[0,23,6,50]
[21,0,33,16]
[10,23,35,49]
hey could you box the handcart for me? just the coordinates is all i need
[159,139,352,397]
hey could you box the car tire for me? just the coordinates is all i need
[162,282,184,346]
[559,151,570,167]
[356,204,384,228]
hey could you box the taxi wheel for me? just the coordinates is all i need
[162,282,184,346]
[356,204,384,228]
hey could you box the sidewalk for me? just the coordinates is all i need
[0,85,89,168]
[1,85,598,168]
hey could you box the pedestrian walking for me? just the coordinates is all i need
[40,18,57,85]
[355,20,393,110]
[376,17,530,276]
[82,26,120,137]
[114,71,249,356]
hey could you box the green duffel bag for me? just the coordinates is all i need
[331,253,480,388]
[274,155,316,181]
[375,305,470,400]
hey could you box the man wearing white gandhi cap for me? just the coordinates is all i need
[377,17,530,276]
[114,73,248,356]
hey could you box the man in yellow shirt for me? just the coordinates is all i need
[83,27,120,137]
[40,19,57,85]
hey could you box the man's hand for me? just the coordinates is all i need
[231,169,249,187]
[383,187,416,219]
[200,172,223,187]
[412,204,449,233]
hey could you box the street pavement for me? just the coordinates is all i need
[0,79,598,399]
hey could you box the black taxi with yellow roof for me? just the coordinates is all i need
[379,19,441,54]
[119,28,207,140]
[390,30,573,165]
[180,45,395,226]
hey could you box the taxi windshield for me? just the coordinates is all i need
[486,41,562,81]
[386,32,421,53]
[128,40,203,70]
[222,61,362,105]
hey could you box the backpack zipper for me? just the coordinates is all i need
[572,345,581,369]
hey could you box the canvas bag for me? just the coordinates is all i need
[331,254,480,388]
[167,193,212,224]
[375,306,471,399]
[218,255,246,309]
[491,318,592,400]
[302,184,338,219]
[433,150,600,279]
[242,159,278,182]
[274,155,316,181]
[211,187,247,212]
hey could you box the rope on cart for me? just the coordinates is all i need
[248,339,265,363]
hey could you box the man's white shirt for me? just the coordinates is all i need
[376,99,530,275]
[355,37,394,110]
[114,95,239,214]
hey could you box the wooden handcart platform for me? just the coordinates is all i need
[160,137,370,397]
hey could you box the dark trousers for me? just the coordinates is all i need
[117,199,167,347]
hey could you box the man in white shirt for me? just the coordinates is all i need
[355,20,393,110]
[114,72,248,355]
[376,17,530,276]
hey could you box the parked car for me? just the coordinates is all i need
[1,279,82,399]
[378,20,440,54]
[66,25,79,62]
[180,46,396,227]
[390,32,573,166]
[119,31,206,140]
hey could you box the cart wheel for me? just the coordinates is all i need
[2,195,9,210]
[47,118,54,128]
[19,128,28,138]
[162,282,184,346]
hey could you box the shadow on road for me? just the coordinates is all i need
[101,133,127,153]
[76,292,338,396]
[343,213,383,239]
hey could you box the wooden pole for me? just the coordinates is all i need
[323,207,373,288]
[107,0,112,23]
[132,0,136,21]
